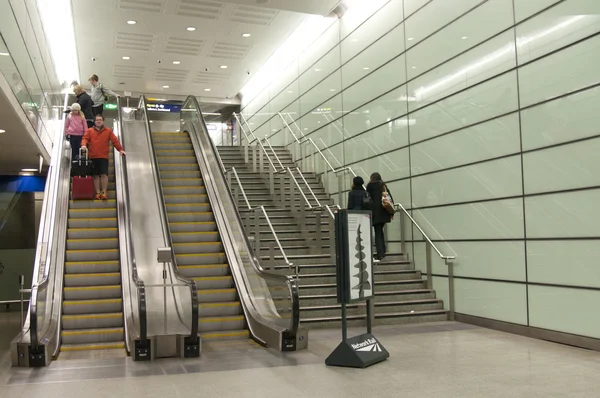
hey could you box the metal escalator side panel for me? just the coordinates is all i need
[181,96,300,350]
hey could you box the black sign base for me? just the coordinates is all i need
[325,333,389,369]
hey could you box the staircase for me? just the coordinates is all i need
[151,132,248,342]
[62,152,124,352]
[217,145,447,328]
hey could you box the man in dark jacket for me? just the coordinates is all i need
[366,172,394,260]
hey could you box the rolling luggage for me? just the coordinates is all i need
[71,147,95,200]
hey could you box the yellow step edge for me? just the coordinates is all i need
[69,218,117,221]
[62,328,123,336]
[179,264,228,269]
[174,242,221,246]
[70,200,116,203]
[163,185,206,189]
[63,313,122,320]
[67,238,118,242]
[200,330,249,339]
[199,316,244,323]
[168,212,212,215]
[166,203,208,207]
[66,249,118,253]
[68,228,117,231]
[70,208,116,212]
[155,150,194,152]
[64,285,121,291]
[172,232,218,235]
[61,342,125,352]
[165,194,207,197]
[64,272,120,278]
[161,178,202,180]
[197,289,236,295]
[159,165,200,168]
[193,276,232,281]
[176,252,224,257]
[66,260,119,266]
[156,156,196,159]
[199,302,240,308]
[64,299,122,305]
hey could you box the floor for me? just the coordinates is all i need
[0,311,599,397]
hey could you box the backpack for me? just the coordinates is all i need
[100,84,109,102]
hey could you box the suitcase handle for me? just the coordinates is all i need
[79,146,89,165]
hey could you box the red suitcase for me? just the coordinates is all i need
[72,176,95,200]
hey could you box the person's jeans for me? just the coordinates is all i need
[373,223,386,259]
[69,135,83,160]
[92,105,103,116]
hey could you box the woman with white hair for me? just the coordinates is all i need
[65,102,87,160]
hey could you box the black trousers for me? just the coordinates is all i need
[373,223,386,258]
[92,105,103,116]
[68,135,82,160]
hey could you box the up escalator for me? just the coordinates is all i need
[62,151,124,352]
[151,132,248,341]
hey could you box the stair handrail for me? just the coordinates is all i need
[139,95,199,347]
[115,99,149,355]
[229,167,294,270]
[394,203,456,262]
[233,113,280,172]
[277,112,356,178]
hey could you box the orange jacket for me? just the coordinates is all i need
[81,126,124,159]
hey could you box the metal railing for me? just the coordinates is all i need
[139,95,199,350]
[114,98,149,358]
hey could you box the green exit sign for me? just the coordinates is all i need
[104,103,118,110]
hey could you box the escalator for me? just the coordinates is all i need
[151,132,247,341]
[62,152,124,352]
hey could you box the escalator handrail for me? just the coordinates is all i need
[138,96,199,343]
[115,100,148,348]
[30,92,70,352]
[183,95,300,337]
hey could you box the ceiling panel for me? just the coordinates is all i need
[72,0,341,99]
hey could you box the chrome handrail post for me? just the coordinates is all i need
[399,211,407,254]
[425,242,433,290]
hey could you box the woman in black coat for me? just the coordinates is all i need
[347,176,370,210]
[73,85,94,128]
[366,172,393,260]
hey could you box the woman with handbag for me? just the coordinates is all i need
[347,176,373,211]
[367,172,394,261]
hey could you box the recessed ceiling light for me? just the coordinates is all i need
[242,33,251,37]
[303,128,308,131]
[0,52,9,56]
[412,66,417,69]
[150,120,154,123]
[173,61,181,65]
[187,27,196,31]
[287,90,293,93]
[122,56,130,60]
[317,121,321,124]
[204,88,211,92]
[0,129,5,133]
[220,65,228,69]
[363,67,370,70]
[22,168,37,172]
[461,36,468,40]
[330,89,336,92]
[407,37,414,41]
[162,85,169,88]
[127,20,136,25]
[315,68,321,72]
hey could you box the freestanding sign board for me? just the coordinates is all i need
[326,210,389,369]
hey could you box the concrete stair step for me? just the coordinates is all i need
[300,309,448,329]
[300,299,444,318]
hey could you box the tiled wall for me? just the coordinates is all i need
[240,0,600,338]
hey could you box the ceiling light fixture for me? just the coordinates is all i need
[0,52,9,56]
[127,20,136,25]
[287,90,293,93]
[162,85,169,88]
[407,37,414,41]
[242,33,251,37]
[315,68,322,72]
[122,56,130,60]
[461,36,468,40]
[363,67,370,70]
[173,61,181,65]
[22,168,37,172]
[220,65,228,69]
[0,129,5,133]
[204,88,211,92]
[330,88,336,92]
[187,27,196,31]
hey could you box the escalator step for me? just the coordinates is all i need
[61,341,126,352]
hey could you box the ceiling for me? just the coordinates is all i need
[72,0,341,100]
[0,87,47,174]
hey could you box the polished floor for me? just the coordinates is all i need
[1,311,599,397]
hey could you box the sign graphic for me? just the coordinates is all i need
[347,213,373,301]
